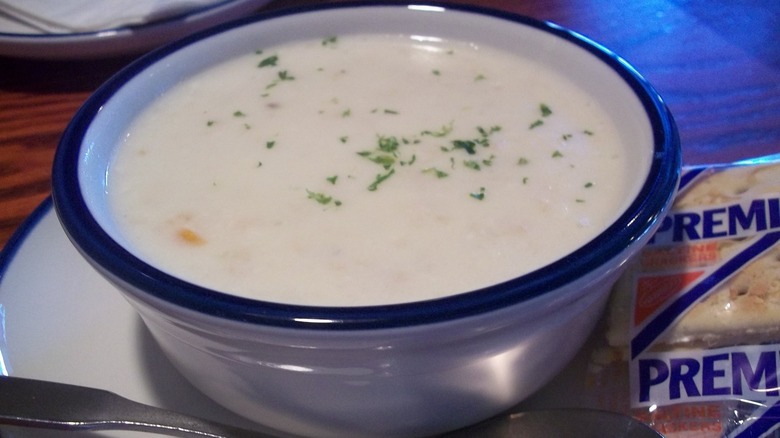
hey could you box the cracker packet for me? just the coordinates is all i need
[594,156,780,437]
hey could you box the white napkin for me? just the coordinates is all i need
[0,0,225,33]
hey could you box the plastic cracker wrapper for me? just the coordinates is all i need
[589,156,780,438]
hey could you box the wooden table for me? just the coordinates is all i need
[2,0,779,250]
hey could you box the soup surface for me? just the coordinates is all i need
[109,33,642,306]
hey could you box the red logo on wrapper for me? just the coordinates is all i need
[634,271,704,327]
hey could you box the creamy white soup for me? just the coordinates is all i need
[109,34,640,306]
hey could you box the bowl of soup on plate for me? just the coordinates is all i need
[52,3,681,437]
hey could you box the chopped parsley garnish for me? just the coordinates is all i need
[326,175,338,184]
[306,190,333,205]
[377,135,400,153]
[421,123,453,138]
[266,140,276,149]
[233,111,246,117]
[450,126,501,155]
[322,36,338,46]
[529,119,543,129]
[452,139,478,155]
[470,187,486,200]
[307,190,342,207]
[584,182,594,188]
[258,55,278,68]
[540,103,552,117]
[422,167,448,178]
[265,71,296,90]
[357,151,395,169]
[552,150,564,158]
[463,160,481,171]
[277,70,295,81]
[367,168,395,191]
[517,157,529,165]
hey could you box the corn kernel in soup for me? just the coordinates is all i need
[109,34,643,306]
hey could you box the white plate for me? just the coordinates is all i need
[0,199,592,437]
[0,199,268,437]
[0,0,271,59]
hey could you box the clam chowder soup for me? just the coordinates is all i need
[109,34,641,306]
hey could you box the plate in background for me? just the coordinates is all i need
[0,0,271,59]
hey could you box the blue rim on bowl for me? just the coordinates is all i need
[52,1,681,330]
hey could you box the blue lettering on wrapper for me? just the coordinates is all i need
[702,353,730,396]
[728,200,766,235]
[669,358,701,399]
[638,359,668,403]
[633,346,780,406]
[701,208,728,239]
[732,351,779,397]
[650,198,780,245]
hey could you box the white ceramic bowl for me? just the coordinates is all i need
[52,3,681,437]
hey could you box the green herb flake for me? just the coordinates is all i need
[326,175,338,185]
[266,140,276,149]
[475,74,486,81]
[367,168,395,191]
[517,157,529,165]
[258,55,278,68]
[206,120,215,127]
[432,69,441,76]
[383,109,399,115]
[233,111,246,117]
[463,160,481,171]
[401,154,417,166]
[421,123,453,138]
[529,119,544,129]
[540,103,552,117]
[452,139,477,155]
[341,109,351,117]
[477,125,502,138]
[562,133,573,141]
[583,130,594,136]
[377,135,400,153]
[277,70,295,81]
[306,190,333,205]
[470,187,486,201]
[522,177,529,184]
[552,150,564,158]
[422,167,449,178]
[339,136,349,143]
[584,182,594,188]
[371,155,395,169]
[357,151,395,169]
[322,36,338,46]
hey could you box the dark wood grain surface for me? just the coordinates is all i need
[2,0,779,250]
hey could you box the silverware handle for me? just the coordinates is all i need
[0,376,269,438]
